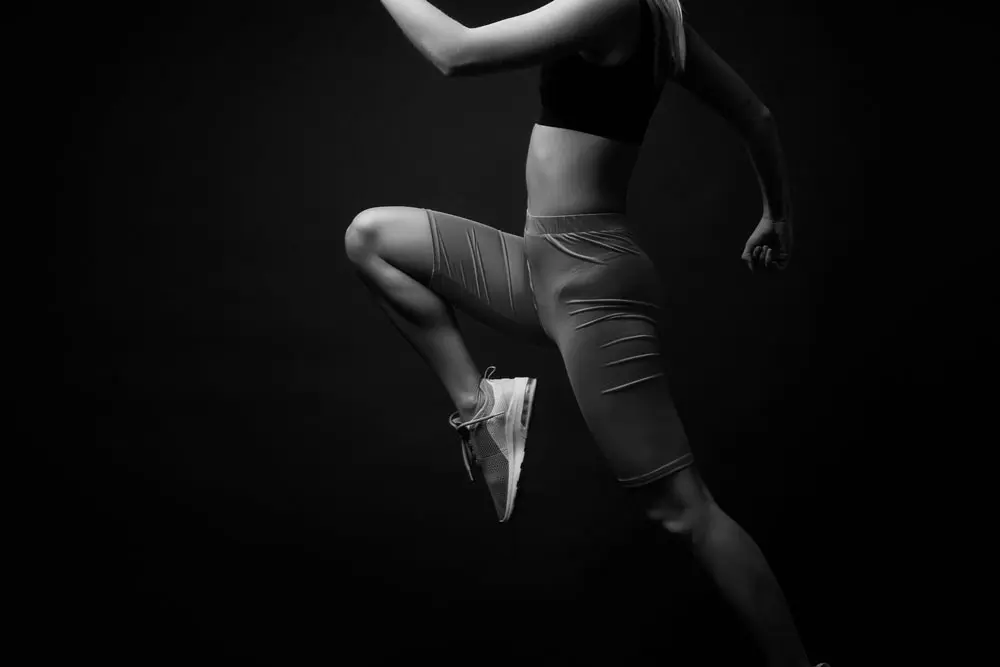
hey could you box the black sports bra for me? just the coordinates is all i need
[537,0,664,145]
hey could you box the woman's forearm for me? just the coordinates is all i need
[743,113,793,221]
[380,0,468,74]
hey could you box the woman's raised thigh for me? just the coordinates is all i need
[345,206,549,343]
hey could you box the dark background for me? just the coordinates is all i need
[26,0,977,664]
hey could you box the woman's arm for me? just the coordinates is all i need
[379,0,632,77]
[676,26,792,222]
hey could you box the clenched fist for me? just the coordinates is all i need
[741,215,793,272]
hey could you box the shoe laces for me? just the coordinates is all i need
[449,366,503,481]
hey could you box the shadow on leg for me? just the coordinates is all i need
[632,466,813,667]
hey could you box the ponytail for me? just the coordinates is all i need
[647,0,686,85]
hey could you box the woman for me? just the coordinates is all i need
[346,1,823,666]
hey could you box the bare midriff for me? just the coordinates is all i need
[525,0,644,218]
[525,123,641,217]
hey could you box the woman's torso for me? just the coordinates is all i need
[525,0,645,217]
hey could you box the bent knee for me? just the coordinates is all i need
[640,470,717,538]
[344,208,384,265]
[647,500,718,538]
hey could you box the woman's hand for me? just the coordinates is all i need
[741,215,793,272]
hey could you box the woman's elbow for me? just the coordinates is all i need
[437,50,477,77]
[744,105,774,135]
[429,48,457,76]
[437,59,485,78]
[434,32,474,77]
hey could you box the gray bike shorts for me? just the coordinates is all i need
[426,207,694,487]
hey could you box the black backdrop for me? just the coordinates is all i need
[31,0,971,664]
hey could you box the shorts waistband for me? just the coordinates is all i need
[524,209,632,235]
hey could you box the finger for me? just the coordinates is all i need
[765,247,774,269]
[742,251,754,272]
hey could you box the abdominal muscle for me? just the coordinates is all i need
[525,123,641,217]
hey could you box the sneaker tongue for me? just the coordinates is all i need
[474,377,496,419]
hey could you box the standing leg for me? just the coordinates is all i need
[637,469,813,667]
[523,213,815,666]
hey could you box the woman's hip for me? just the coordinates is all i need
[522,209,661,309]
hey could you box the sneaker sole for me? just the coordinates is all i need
[503,377,536,522]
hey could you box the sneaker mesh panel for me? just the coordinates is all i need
[470,377,514,520]
[481,455,509,518]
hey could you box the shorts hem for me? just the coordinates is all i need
[617,453,695,488]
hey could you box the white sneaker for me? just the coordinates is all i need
[448,366,537,522]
